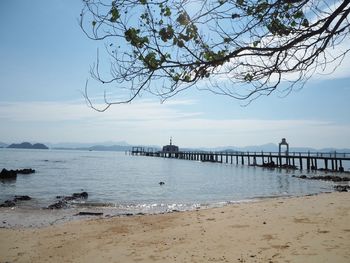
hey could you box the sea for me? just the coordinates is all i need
[1,148,349,227]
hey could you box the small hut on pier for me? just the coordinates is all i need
[162,137,179,153]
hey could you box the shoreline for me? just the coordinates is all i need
[1,192,349,262]
[0,192,329,229]
[0,197,274,229]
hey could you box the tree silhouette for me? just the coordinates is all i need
[80,0,350,111]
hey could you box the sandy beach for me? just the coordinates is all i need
[1,192,349,263]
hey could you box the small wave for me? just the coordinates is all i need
[66,201,205,215]
[41,160,66,163]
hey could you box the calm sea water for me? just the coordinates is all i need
[0,148,345,214]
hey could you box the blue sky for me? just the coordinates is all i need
[1,0,350,148]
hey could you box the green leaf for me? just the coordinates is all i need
[143,52,159,70]
[176,12,190,26]
[236,0,244,6]
[176,39,184,48]
[244,73,253,82]
[110,7,120,22]
[124,28,149,48]
[164,7,171,17]
[302,19,309,27]
[172,74,180,81]
[159,26,174,42]
[293,11,304,19]
[255,2,268,14]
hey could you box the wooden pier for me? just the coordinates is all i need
[130,147,350,172]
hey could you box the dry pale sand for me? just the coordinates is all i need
[1,192,349,263]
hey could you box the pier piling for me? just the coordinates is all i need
[131,148,349,172]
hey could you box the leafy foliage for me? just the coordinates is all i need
[80,0,350,111]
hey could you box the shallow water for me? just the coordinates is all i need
[1,148,349,228]
[1,148,344,211]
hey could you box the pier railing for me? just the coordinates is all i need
[130,147,350,172]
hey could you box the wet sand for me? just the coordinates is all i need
[1,192,349,263]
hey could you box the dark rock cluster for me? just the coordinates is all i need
[16,168,36,174]
[0,168,35,180]
[0,195,31,207]
[293,174,350,192]
[334,185,350,192]
[260,161,276,168]
[47,201,67,209]
[75,212,103,216]
[258,162,297,170]
[280,164,298,169]
[0,200,16,207]
[318,167,347,173]
[293,175,350,182]
[48,192,89,209]
[0,169,17,179]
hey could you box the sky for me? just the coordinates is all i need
[0,0,350,149]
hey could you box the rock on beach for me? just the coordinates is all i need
[0,195,32,207]
[48,192,89,209]
[0,168,35,180]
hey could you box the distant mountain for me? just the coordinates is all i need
[234,143,278,152]
[192,143,279,153]
[7,142,49,150]
[0,142,8,148]
[47,141,131,148]
[317,148,350,153]
[85,145,132,152]
[10,139,347,153]
[53,144,133,152]
[184,144,350,153]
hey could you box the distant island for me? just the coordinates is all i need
[7,142,49,150]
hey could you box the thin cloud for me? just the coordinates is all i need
[0,99,201,123]
[1,100,349,148]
